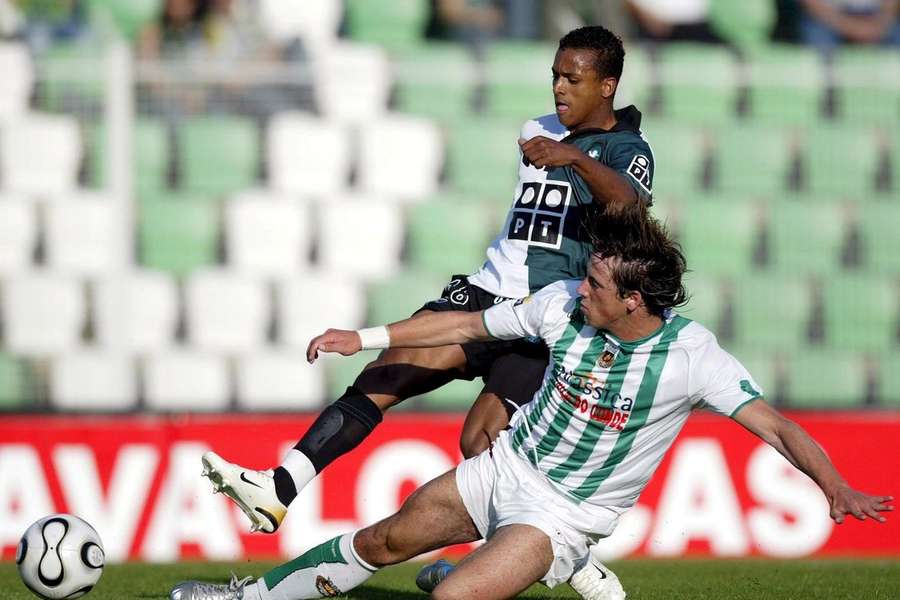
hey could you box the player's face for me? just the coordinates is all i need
[577,255,630,330]
[552,48,614,131]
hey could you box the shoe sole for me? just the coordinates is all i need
[201,453,278,533]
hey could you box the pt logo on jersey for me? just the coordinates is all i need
[626,155,652,194]
[508,180,572,249]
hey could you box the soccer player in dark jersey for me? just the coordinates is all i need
[201,26,656,542]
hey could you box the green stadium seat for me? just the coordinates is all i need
[407,197,493,275]
[445,117,522,200]
[0,353,32,409]
[784,348,869,408]
[876,353,900,407]
[679,198,761,276]
[88,118,169,192]
[88,0,163,40]
[709,0,776,51]
[345,0,429,52]
[745,45,825,125]
[641,119,708,195]
[732,275,813,349]
[833,48,900,124]
[722,345,781,404]
[177,116,259,198]
[768,203,848,275]
[484,42,557,120]
[857,204,900,273]
[822,275,899,352]
[366,270,448,326]
[34,42,105,113]
[139,193,219,275]
[613,44,654,112]
[711,124,796,195]
[678,274,725,335]
[657,44,740,124]
[394,43,477,119]
[801,125,882,195]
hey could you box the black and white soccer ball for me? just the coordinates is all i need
[16,514,105,599]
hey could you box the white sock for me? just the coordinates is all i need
[280,449,317,496]
[247,531,377,600]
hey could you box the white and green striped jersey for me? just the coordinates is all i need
[482,280,763,516]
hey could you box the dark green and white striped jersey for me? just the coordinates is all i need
[469,107,654,299]
[482,280,763,512]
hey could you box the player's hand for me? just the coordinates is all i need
[826,485,893,524]
[306,329,362,364]
[519,135,583,169]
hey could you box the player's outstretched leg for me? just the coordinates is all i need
[568,545,627,600]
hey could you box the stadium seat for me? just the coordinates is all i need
[266,112,351,197]
[711,124,796,195]
[445,117,523,200]
[832,48,900,123]
[366,270,448,326]
[92,270,179,352]
[185,269,270,352]
[317,196,404,280]
[50,352,138,411]
[613,44,653,112]
[679,198,762,276]
[858,204,900,273]
[92,0,163,41]
[224,190,311,276]
[33,41,105,114]
[407,197,493,275]
[277,272,367,350]
[177,116,259,197]
[800,125,882,195]
[745,45,825,125]
[656,44,740,124]
[0,113,83,195]
[235,351,325,411]
[314,42,392,123]
[709,0,776,50]
[484,42,557,120]
[357,115,444,201]
[784,348,870,408]
[393,43,477,119]
[143,351,230,411]
[731,275,813,349]
[822,275,899,352]
[0,42,34,119]
[138,193,219,275]
[677,274,725,335]
[0,353,32,409]
[344,0,430,52]
[876,353,900,407]
[768,202,848,275]
[640,120,708,195]
[323,352,414,408]
[0,195,37,274]
[44,193,126,275]
[258,0,342,54]
[88,118,169,192]
[2,274,86,356]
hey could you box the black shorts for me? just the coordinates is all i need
[418,275,549,414]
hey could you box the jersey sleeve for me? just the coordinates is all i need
[482,280,578,344]
[605,135,654,204]
[688,337,764,418]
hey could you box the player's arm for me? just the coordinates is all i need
[733,399,894,524]
[306,311,491,363]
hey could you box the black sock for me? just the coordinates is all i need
[273,467,296,507]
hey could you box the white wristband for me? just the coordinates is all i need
[358,326,391,350]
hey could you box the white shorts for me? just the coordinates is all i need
[455,430,620,588]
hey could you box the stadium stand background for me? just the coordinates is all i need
[0,0,897,414]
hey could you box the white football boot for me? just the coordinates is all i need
[169,574,253,600]
[569,549,626,600]
[201,451,287,533]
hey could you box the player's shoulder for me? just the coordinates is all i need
[525,278,581,311]
[521,113,567,140]
[669,313,719,350]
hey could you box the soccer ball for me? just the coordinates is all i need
[16,514,105,599]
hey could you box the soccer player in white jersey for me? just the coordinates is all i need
[170,209,892,600]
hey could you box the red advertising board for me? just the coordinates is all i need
[0,412,897,562]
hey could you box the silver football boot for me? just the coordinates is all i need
[169,574,253,600]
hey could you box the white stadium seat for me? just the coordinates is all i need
[0,195,37,274]
[314,43,392,123]
[277,272,367,349]
[316,196,404,280]
[185,269,270,352]
[358,115,444,201]
[2,273,85,356]
[225,190,311,275]
[266,112,351,196]
[50,352,138,411]
[143,351,230,411]
[92,270,179,352]
[0,42,34,119]
[259,0,341,54]
[235,350,325,410]
[0,113,82,195]
[45,193,126,275]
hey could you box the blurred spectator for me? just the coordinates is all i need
[138,0,210,61]
[426,0,506,54]
[12,0,91,52]
[543,0,633,42]
[626,0,724,43]
[798,0,900,52]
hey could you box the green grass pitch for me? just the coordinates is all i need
[3,558,899,599]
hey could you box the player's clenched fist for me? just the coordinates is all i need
[307,328,362,363]
[519,135,584,169]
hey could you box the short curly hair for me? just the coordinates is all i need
[558,25,625,80]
